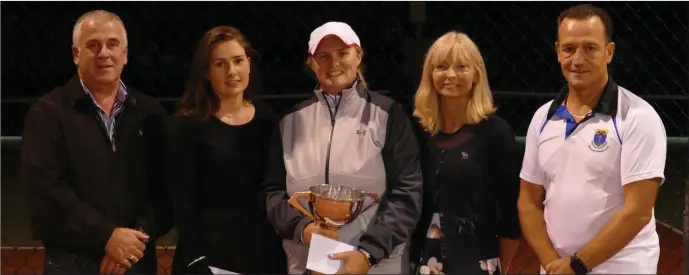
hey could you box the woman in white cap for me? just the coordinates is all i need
[262,21,424,274]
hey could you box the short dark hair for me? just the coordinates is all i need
[176,26,255,119]
[557,4,614,42]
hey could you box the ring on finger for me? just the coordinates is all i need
[127,255,137,264]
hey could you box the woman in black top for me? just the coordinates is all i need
[166,26,286,274]
[410,31,521,275]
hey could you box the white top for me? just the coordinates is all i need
[520,80,666,274]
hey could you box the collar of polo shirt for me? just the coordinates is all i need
[540,76,623,140]
[546,76,620,120]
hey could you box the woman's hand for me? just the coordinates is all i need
[302,222,339,245]
[329,251,371,274]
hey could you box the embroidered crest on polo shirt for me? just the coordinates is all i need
[589,129,610,152]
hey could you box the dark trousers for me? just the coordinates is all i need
[43,244,158,275]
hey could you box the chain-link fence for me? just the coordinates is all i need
[1,2,687,275]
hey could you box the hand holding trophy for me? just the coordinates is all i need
[302,222,339,245]
[289,184,380,244]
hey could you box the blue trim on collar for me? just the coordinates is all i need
[554,105,578,138]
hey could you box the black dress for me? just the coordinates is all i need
[167,101,286,274]
[411,115,521,275]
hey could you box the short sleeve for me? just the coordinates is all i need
[519,105,549,186]
[620,107,667,186]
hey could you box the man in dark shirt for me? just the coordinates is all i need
[20,10,172,275]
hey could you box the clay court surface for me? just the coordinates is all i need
[0,223,683,275]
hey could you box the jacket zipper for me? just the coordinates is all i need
[96,114,117,153]
[110,102,129,153]
[90,103,120,153]
[110,118,119,153]
[324,93,341,185]
[110,112,120,153]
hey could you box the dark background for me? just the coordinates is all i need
[2,2,688,136]
[1,0,687,246]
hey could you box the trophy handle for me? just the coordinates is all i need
[360,192,380,213]
[288,191,315,220]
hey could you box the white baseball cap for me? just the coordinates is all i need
[308,22,361,55]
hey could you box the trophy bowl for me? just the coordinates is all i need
[288,184,380,229]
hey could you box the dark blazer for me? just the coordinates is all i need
[20,75,173,270]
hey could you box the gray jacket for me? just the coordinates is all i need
[262,81,423,274]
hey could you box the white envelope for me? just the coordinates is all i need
[306,233,356,274]
[208,266,241,274]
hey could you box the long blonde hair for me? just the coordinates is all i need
[413,31,496,135]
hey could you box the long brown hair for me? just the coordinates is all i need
[176,26,254,119]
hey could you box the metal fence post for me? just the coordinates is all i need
[685,7,689,274]
[685,68,689,275]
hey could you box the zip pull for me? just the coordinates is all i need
[111,139,117,152]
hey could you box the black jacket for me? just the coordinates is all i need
[20,75,173,257]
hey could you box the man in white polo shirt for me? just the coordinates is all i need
[517,4,667,274]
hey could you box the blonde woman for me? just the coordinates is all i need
[411,31,521,275]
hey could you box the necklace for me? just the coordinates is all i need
[217,100,253,124]
[567,104,592,118]
[564,96,592,118]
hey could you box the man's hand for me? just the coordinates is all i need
[329,250,371,274]
[105,227,148,267]
[100,255,126,275]
[545,258,574,274]
[302,222,338,246]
